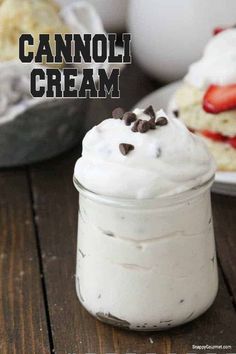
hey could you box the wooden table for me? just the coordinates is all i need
[0,63,235,354]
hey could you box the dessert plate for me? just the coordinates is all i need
[135,81,236,196]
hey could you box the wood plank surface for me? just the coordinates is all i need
[212,194,236,305]
[29,149,236,354]
[29,63,236,354]
[0,170,50,354]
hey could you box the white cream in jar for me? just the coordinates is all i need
[74,108,218,330]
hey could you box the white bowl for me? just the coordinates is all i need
[128,0,236,82]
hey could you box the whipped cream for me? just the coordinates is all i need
[185,28,236,89]
[74,109,215,199]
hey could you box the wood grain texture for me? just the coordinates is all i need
[0,170,50,354]
[29,63,236,353]
[212,193,236,305]
[29,149,236,354]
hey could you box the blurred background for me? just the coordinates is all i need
[1,0,236,167]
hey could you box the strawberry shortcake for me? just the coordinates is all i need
[173,26,236,171]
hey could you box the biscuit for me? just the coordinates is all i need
[175,83,236,137]
[197,134,236,171]
[0,0,70,66]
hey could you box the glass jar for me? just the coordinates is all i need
[73,176,218,331]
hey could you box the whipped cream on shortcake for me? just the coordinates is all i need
[173,27,236,171]
[185,28,236,89]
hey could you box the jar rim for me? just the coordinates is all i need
[73,175,215,207]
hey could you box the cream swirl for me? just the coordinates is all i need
[74,109,215,199]
[185,28,236,89]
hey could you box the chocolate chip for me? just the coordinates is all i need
[173,110,179,118]
[148,117,156,129]
[131,119,141,132]
[144,105,156,119]
[104,230,114,237]
[112,107,124,119]
[123,112,136,126]
[78,249,85,258]
[119,143,134,156]
[156,116,168,126]
[156,147,162,158]
[138,120,150,133]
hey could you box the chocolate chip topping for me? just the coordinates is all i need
[131,119,141,132]
[156,147,162,158]
[148,117,156,129]
[123,112,137,126]
[138,120,150,133]
[112,106,168,140]
[144,105,156,119]
[173,110,179,118]
[156,116,168,126]
[119,143,134,156]
[112,107,124,119]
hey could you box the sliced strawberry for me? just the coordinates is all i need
[213,27,225,35]
[201,130,226,142]
[201,130,236,149]
[213,25,236,36]
[228,136,236,149]
[203,84,236,114]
